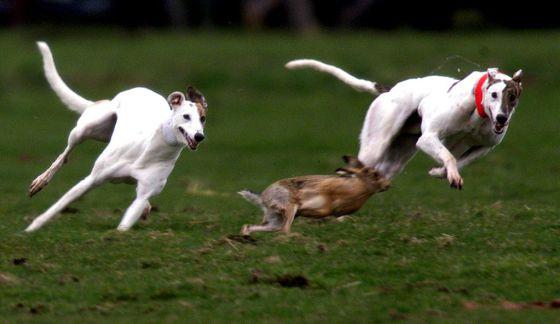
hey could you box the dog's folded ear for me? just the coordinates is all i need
[487,68,499,82]
[342,155,364,169]
[167,91,185,110]
[187,86,208,110]
[512,69,523,83]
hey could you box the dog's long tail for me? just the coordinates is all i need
[37,41,93,114]
[285,59,385,95]
[238,190,264,208]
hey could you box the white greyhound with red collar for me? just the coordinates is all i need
[286,59,523,189]
[25,42,208,232]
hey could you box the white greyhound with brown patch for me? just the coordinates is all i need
[25,42,207,232]
[286,59,523,189]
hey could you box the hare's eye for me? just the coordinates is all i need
[183,114,191,121]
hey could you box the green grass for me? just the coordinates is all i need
[1,27,559,322]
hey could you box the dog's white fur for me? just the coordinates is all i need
[286,59,523,189]
[25,42,207,232]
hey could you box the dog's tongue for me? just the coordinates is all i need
[186,136,198,150]
[494,123,506,134]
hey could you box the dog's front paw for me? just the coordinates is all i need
[28,174,50,197]
[446,168,463,190]
[428,166,446,178]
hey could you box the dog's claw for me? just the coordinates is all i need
[28,178,48,197]
[28,169,58,197]
[449,177,463,190]
[450,182,462,190]
[446,168,463,190]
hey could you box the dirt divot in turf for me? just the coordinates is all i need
[249,269,309,288]
[0,272,20,285]
[463,299,560,310]
[150,288,179,301]
[12,257,27,266]
[275,274,309,288]
[29,304,49,315]
[61,207,79,214]
[58,274,80,285]
[13,303,49,315]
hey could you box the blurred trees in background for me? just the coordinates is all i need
[0,0,556,31]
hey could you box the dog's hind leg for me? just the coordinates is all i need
[375,132,420,179]
[140,202,152,221]
[358,97,417,176]
[25,175,101,232]
[28,105,116,197]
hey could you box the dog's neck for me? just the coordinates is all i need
[450,71,489,123]
[143,118,184,162]
[161,116,181,147]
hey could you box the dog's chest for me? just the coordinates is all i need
[442,122,501,152]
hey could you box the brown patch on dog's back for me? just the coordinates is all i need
[375,83,392,93]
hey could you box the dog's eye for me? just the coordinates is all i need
[509,94,516,102]
[183,114,191,121]
[200,116,206,123]
[491,92,498,99]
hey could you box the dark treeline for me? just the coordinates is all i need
[0,0,556,31]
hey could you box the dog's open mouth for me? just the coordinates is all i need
[493,122,507,134]
[186,136,198,150]
[178,127,199,150]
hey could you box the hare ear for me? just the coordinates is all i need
[512,69,523,83]
[167,91,185,110]
[187,86,207,110]
[335,168,353,177]
[365,168,381,178]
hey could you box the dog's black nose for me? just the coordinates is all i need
[194,133,205,143]
[496,114,508,124]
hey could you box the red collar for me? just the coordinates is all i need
[474,73,489,118]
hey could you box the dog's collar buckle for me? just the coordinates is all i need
[474,73,489,119]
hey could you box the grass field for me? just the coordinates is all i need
[1,27,559,322]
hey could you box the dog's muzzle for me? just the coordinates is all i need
[178,127,200,150]
[492,114,508,134]
[493,121,507,134]
[186,136,198,150]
